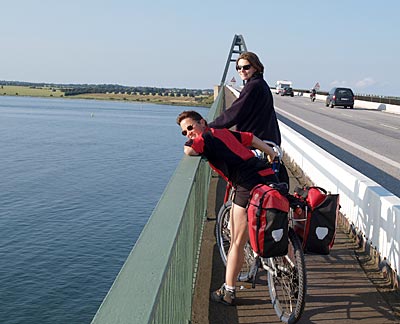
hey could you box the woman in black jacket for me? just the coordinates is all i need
[209,51,281,146]
[209,51,288,184]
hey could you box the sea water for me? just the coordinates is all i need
[0,96,209,324]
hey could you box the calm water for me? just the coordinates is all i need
[0,96,209,324]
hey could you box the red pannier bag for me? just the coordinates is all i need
[247,184,289,258]
[294,186,340,255]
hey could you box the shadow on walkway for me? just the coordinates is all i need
[191,169,400,323]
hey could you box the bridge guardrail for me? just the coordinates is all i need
[91,89,224,324]
[294,91,400,114]
[280,120,400,285]
[275,87,400,106]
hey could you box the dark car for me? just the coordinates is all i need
[325,87,354,108]
[280,86,294,97]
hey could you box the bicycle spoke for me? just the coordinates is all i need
[267,228,306,324]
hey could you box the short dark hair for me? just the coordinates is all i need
[176,110,207,125]
[236,52,264,74]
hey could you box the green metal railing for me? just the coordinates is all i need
[91,88,224,324]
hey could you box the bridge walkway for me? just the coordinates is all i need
[191,167,399,324]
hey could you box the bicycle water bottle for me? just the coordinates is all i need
[272,156,280,175]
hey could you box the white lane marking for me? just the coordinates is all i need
[275,106,400,170]
[380,123,398,130]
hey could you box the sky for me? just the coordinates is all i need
[1,0,399,96]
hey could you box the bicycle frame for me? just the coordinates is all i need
[261,255,295,277]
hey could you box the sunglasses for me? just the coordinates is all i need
[181,124,194,136]
[236,64,252,71]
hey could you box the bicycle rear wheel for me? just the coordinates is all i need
[215,201,255,281]
[266,228,306,324]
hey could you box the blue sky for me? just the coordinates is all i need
[1,0,399,96]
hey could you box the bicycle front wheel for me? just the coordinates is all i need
[266,227,307,324]
[215,201,255,281]
[215,201,231,266]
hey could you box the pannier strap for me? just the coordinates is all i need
[258,168,275,177]
[255,191,268,253]
[256,193,265,218]
[294,186,327,199]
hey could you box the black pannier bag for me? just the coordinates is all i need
[247,184,289,258]
[293,186,340,254]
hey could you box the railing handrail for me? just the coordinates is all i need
[91,89,224,324]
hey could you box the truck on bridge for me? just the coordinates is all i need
[275,80,293,94]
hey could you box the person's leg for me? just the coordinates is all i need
[211,187,249,305]
[225,202,248,287]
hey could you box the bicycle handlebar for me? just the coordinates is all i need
[252,140,283,162]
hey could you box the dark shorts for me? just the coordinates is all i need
[233,174,279,208]
[233,185,251,208]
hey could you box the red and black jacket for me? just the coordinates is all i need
[185,127,275,190]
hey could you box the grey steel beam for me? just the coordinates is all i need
[220,34,248,86]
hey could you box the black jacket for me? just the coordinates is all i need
[209,74,281,146]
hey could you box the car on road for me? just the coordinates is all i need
[280,86,294,97]
[325,87,355,108]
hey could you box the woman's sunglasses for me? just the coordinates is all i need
[181,125,194,136]
[236,64,252,71]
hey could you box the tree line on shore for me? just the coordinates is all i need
[0,80,213,98]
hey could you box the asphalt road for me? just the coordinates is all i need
[273,94,400,197]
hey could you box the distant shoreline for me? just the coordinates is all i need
[0,85,213,108]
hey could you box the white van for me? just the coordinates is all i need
[275,80,293,94]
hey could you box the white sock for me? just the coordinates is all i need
[224,284,235,292]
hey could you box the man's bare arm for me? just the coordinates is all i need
[184,145,199,156]
[251,136,277,162]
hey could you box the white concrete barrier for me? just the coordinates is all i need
[296,92,400,114]
[280,121,400,279]
[227,85,400,278]
[226,85,240,97]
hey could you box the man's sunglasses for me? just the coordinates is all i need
[236,64,252,71]
[181,125,194,136]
